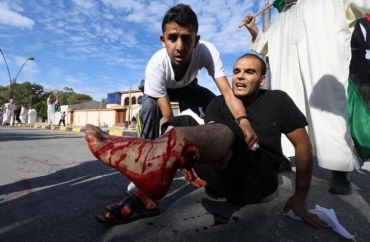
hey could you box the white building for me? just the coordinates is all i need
[53,89,203,128]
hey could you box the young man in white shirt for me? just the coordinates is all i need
[139,4,256,147]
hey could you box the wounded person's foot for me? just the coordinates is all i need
[85,124,200,200]
[85,124,112,156]
[96,191,160,225]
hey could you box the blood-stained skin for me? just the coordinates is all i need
[85,124,199,201]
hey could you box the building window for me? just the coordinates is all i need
[138,96,143,104]
[132,97,136,105]
[124,97,129,105]
[107,93,121,104]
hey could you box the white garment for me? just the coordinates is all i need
[2,110,7,123]
[27,109,37,124]
[47,97,58,125]
[3,103,16,126]
[144,40,226,98]
[250,0,370,171]
[285,205,354,240]
[20,106,27,123]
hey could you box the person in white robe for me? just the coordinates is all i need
[2,99,16,127]
[2,106,7,124]
[27,106,37,125]
[20,105,27,124]
[47,95,58,126]
[243,0,370,195]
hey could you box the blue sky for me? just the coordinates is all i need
[0,0,278,101]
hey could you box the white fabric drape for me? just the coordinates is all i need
[250,0,370,171]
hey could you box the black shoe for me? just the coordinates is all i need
[329,171,352,195]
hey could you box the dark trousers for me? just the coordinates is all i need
[58,119,65,126]
[195,151,278,205]
[139,78,216,140]
[165,115,278,206]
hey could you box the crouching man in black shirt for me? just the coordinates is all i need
[85,54,326,228]
[162,53,326,228]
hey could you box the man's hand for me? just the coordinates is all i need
[242,14,259,41]
[239,118,258,151]
[181,168,207,188]
[282,194,328,229]
[243,14,256,29]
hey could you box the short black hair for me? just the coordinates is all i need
[162,4,198,34]
[236,53,267,75]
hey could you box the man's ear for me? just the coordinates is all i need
[194,35,200,48]
[160,34,165,48]
[260,75,266,86]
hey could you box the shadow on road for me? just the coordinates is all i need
[0,155,369,242]
[0,129,83,142]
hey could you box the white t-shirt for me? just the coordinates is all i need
[144,40,226,98]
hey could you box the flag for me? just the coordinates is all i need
[273,0,286,13]
[55,102,61,112]
[347,78,370,161]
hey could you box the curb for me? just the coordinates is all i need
[12,123,136,137]
[105,130,137,137]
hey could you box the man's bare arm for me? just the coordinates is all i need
[157,95,173,122]
[287,127,313,198]
[283,127,328,228]
[214,76,258,150]
[243,14,260,41]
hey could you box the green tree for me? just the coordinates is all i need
[67,93,93,105]
[34,101,47,121]
[54,87,73,105]
[0,85,10,105]
[59,86,75,105]
[1,82,95,120]
[1,82,47,115]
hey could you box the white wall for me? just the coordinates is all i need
[51,103,203,127]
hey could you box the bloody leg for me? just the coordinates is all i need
[85,124,199,201]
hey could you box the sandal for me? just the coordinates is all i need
[96,194,160,225]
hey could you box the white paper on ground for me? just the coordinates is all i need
[284,205,354,239]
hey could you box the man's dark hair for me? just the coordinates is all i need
[236,53,267,76]
[162,4,198,34]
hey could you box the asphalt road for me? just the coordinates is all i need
[0,127,369,242]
